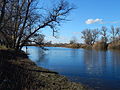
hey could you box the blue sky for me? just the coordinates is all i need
[41,0,120,43]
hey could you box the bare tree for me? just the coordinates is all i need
[70,36,77,44]
[92,29,99,44]
[0,0,7,29]
[32,34,45,45]
[100,26,108,43]
[117,27,120,41]
[81,29,93,45]
[0,0,73,50]
[110,26,119,43]
[81,29,99,45]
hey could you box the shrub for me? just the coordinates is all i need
[66,44,81,48]
[108,41,120,49]
[93,41,108,50]
[80,44,92,49]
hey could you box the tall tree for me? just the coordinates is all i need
[0,0,73,50]
[81,29,99,45]
[91,29,99,44]
[117,27,120,41]
[100,26,108,43]
[0,0,7,29]
[81,29,93,45]
[110,26,119,43]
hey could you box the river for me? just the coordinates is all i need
[22,46,120,90]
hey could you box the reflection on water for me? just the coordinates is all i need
[83,50,107,75]
[22,47,120,90]
[24,46,48,64]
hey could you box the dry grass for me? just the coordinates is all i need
[66,44,81,48]
[0,49,90,90]
[0,45,7,50]
[93,42,108,50]
[80,44,92,49]
[108,41,120,49]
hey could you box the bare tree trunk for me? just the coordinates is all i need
[0,0,6,30]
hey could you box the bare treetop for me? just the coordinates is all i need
[0,0,74,50]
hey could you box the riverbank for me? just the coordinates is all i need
[41,42,120,50]
[0,49,90,90]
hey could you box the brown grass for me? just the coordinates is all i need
[0,45,7,50]
[80,44,92,49]
[93,42,108,50]
[0,49,89,90]
[108,41,120,49]
[66,44,81,48]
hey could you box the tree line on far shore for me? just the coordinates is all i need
[81,26,120,45]
[69,26,120,49]
[29,25,120,50]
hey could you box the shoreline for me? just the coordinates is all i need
[0,49,91,90]
[25,42,120,50]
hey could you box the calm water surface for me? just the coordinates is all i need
[22,46,120,90]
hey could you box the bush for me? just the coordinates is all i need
[108,41,120,49]
[80,44,92,49]
[66,44,81,48]
[93,41,108,50]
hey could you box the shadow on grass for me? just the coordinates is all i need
[0,50,44,90]
[0,50,89,90]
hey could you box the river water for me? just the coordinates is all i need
[22,46,120,90]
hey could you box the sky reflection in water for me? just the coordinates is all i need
[22,47,120,90]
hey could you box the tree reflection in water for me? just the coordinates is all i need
[83,49,108,75]
[23,47,120,90]
[36,47,47,63]
[24,46,48,64]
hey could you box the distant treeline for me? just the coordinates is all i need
[80,26,120,49]
[44,26,120,50]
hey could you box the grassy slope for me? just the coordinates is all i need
[0,49,90,90]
